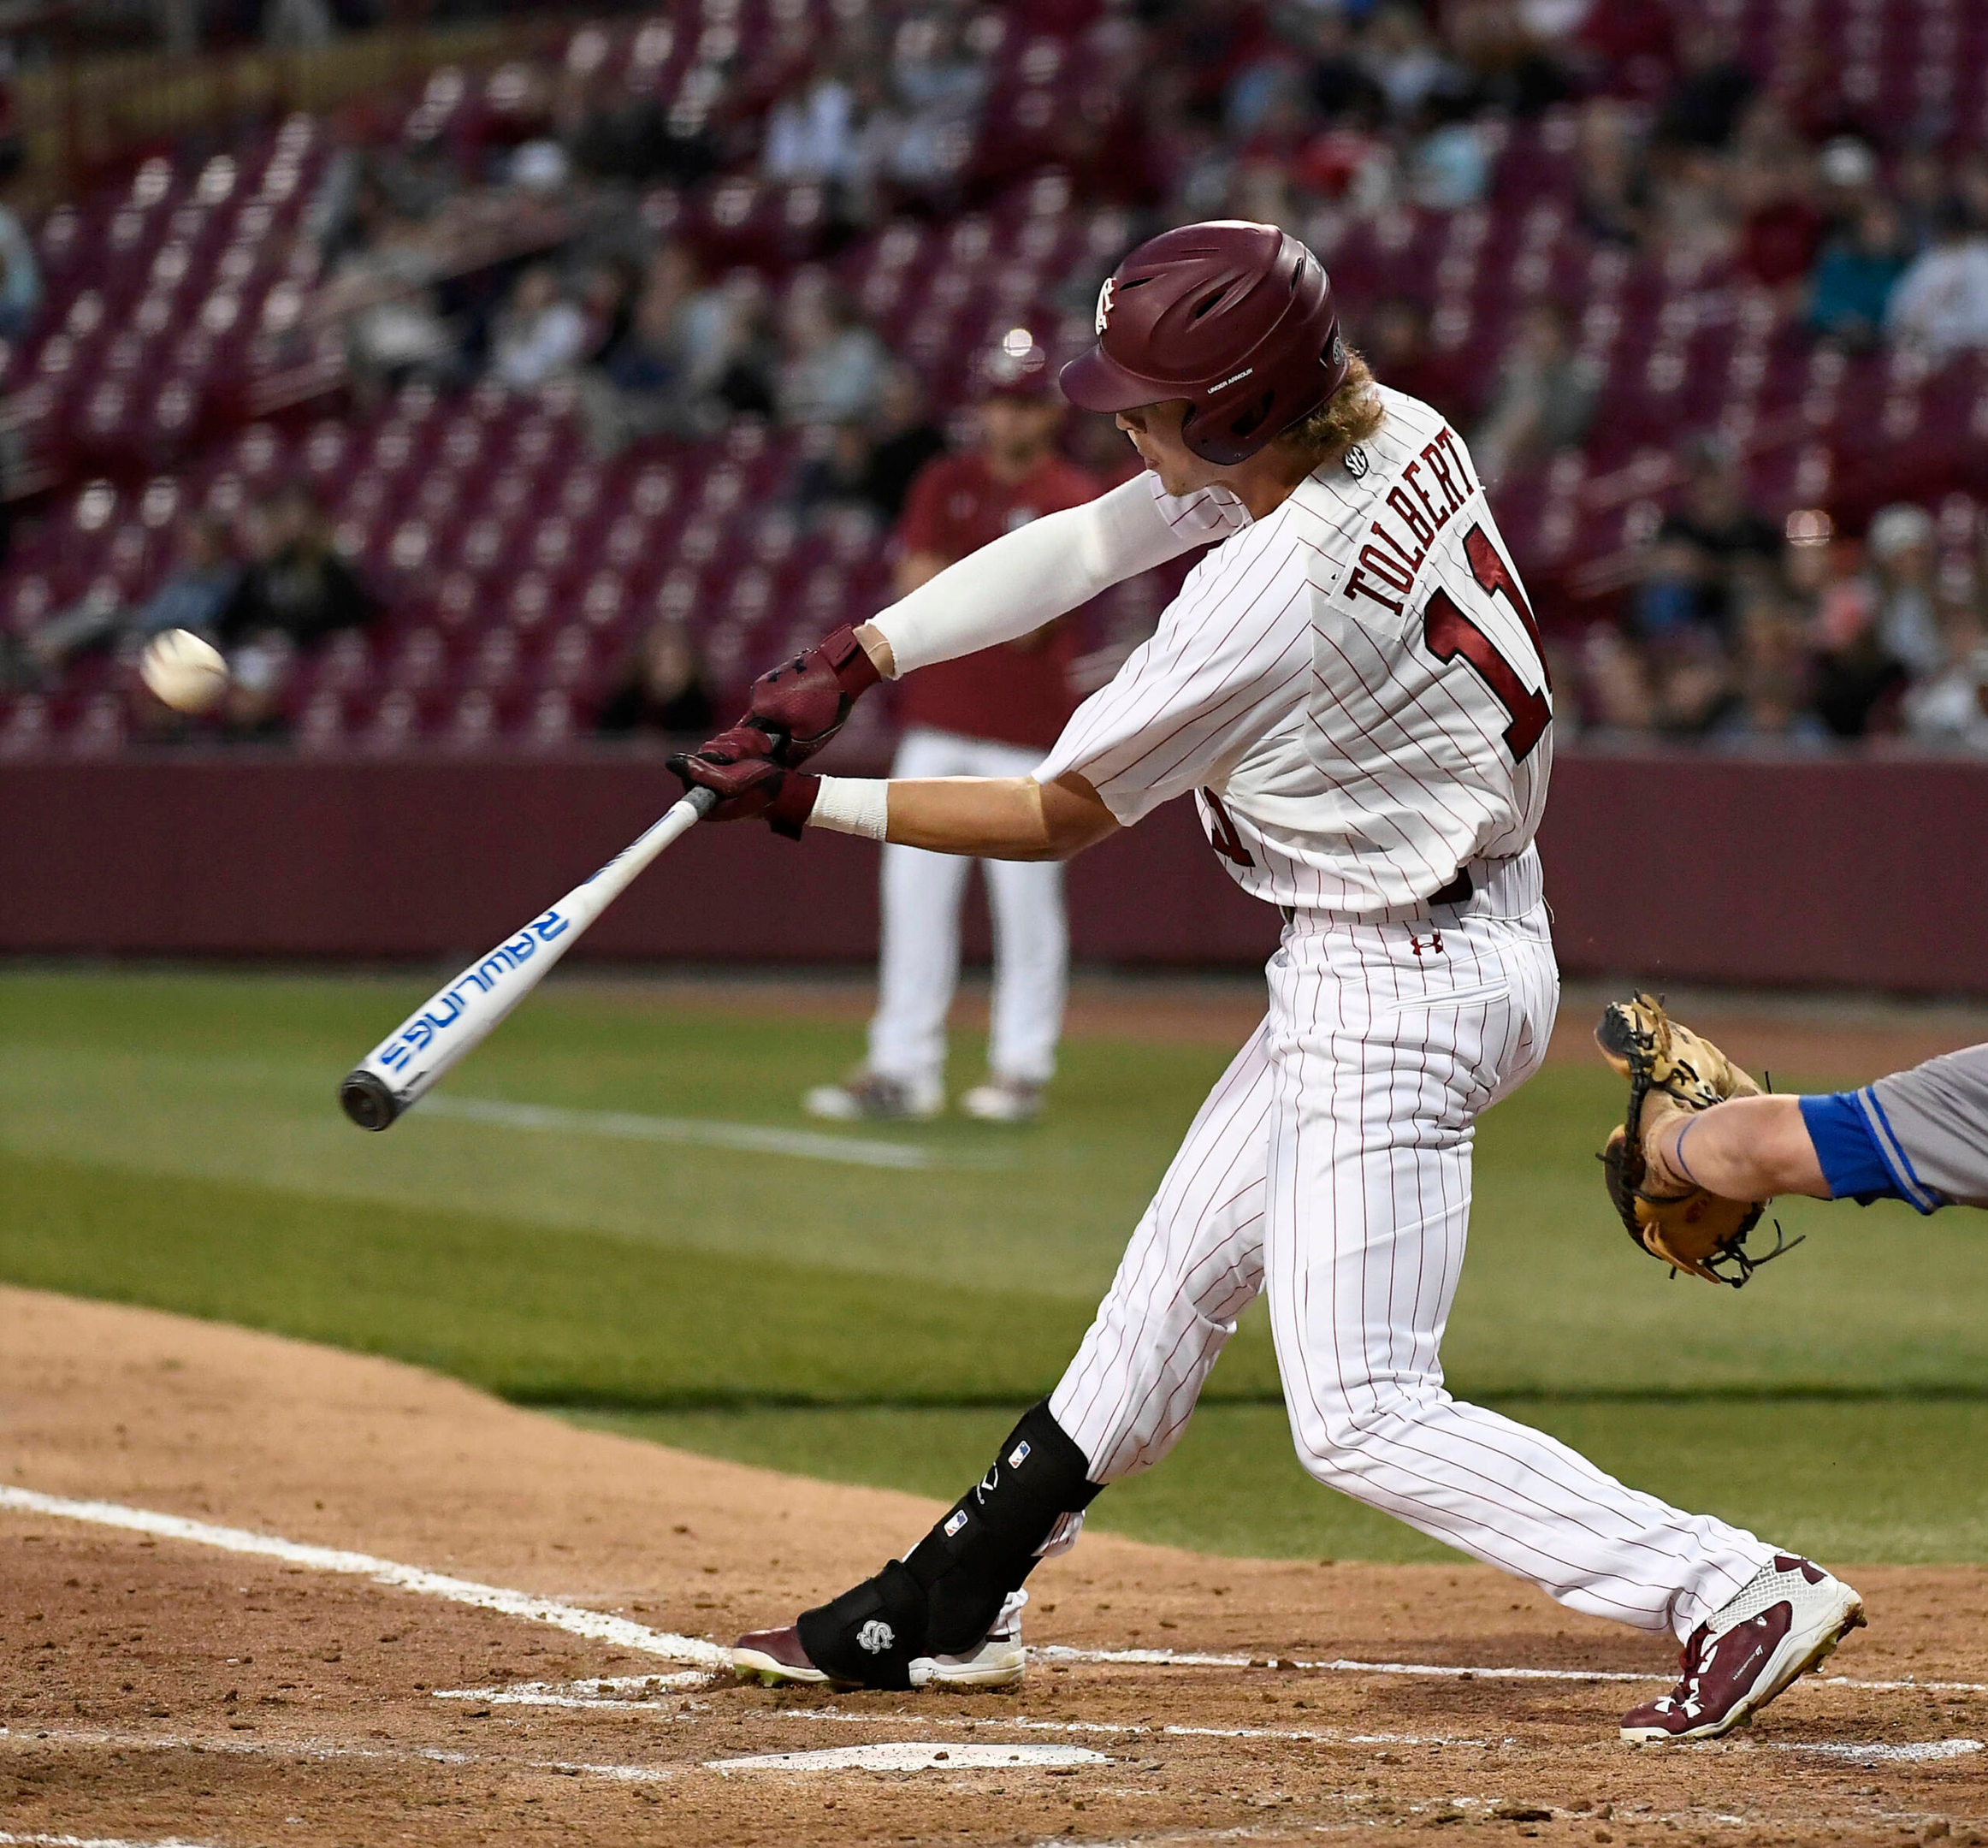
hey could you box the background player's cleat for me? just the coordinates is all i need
[960,1076,1044,1123]
[803,1069,944,1122]
[1619,1555,1865,1744]
[733,1590,1032,1691]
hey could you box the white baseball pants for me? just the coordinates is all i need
[1049,857,1776,1641]
[867,726,1068,1094]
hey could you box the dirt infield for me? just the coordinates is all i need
[3,1287,1983,1848]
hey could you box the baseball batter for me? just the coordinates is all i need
[671,222,1866,1744]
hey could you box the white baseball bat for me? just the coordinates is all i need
[338,785,718,1130]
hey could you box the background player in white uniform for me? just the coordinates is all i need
[672,222,1867,1744]
[805,335,1100,1127]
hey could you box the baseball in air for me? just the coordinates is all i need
[139,628,229,714]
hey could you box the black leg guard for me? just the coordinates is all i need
[796,1401,1099,1689]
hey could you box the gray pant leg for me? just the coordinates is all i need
[1865,1042,1988,1210]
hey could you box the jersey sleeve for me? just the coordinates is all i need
[1033,536,1311,826]
[1145,475,1251,544]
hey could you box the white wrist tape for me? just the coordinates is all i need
[809,775,890,841]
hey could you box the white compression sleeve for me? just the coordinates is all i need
[870,472,1212,676]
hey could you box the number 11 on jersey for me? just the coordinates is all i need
[1421,524,1552,763]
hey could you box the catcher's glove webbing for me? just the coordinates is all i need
[1595,993,1802,1288]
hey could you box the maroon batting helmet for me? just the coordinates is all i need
[1059,221,1348,466]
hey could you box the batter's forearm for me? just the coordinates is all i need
[1659,1095,1830,1200]
[885,777,1063,858]
[808,771,1119,862]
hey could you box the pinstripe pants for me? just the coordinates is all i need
[1049,892,1775,1641]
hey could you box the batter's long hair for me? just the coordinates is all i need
[1276,349,1385,465]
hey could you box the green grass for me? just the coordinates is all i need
[572,1400,1988,1566]
[3,968,1984,1561]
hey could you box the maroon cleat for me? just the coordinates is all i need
[1621,1555,1866,1744]
[733,1624,835,1687]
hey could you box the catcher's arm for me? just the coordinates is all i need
[1654,1094,1831,1201]
[1595,993,1804,1288]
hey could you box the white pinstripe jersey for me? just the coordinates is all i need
[1034,387,1553,918]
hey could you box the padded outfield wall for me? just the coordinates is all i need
[2,751,1985,993]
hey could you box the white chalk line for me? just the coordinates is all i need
[1039,1644,1988,1696]
[710,1742,1105,1774]
[419,1094,1003,1170]
[11,1483,1985,1717]
[0,1721,674,1785]
[437,1673,709,1708]
[0,1836,217,1848]
[0,1485,728,1671]
[1769,1738,1982,1762]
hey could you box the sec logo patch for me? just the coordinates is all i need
[1343,445,1369,479]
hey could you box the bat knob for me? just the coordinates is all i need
[339,1069,402,1131]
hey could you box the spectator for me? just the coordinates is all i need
[1439,0,1571,120]
[1902,558,1988,749]
[216,484,376,734]
[1361,297,1476,426]
[489,263,589,390]
[1361,3,1453,127]
[1470,302,1597,480]
[1729,115,1824,293]
[0,191,38,340]
[1863,503,1946,681]
[1808,573,1906,738]
[1654,22,1756,151]
[762,58,860,184]
[861,364,947,522]
[1720,583,1825,743]
[776,281,886,426]
[1572,97,1649,246]
[790,363,947,523]
[1808,199,1907,349]
[1885,201,1988,361]
[578,251,706,452]
[1648,441,1782,637]
[594,619,714,737]
[15,514,239,684]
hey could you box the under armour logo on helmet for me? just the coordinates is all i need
[856,1619,896,1655]
[1094,275,1115,335]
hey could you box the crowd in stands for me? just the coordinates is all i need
[3,0,1988,755]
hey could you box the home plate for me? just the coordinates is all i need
[708,1743,1108,1774]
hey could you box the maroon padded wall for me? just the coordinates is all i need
[1,751,1984,992]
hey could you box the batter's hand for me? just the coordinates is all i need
[668,725,820,838]
[743,625,882,767]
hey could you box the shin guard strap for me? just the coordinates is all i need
[910,1401,1101,1654]
[795,1559,927,1691]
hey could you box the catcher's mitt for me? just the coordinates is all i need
[1595,992,1801,1288]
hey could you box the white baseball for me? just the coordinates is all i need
[139,628,229,714]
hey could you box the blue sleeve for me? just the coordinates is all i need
[1798,1091,1938,1215]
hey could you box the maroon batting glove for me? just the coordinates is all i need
[667,726,820,838]
[743,625,882,767]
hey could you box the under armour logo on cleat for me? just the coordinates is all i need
[856,1620,896,1655]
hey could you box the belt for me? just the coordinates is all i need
[1279,867,1475,927]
